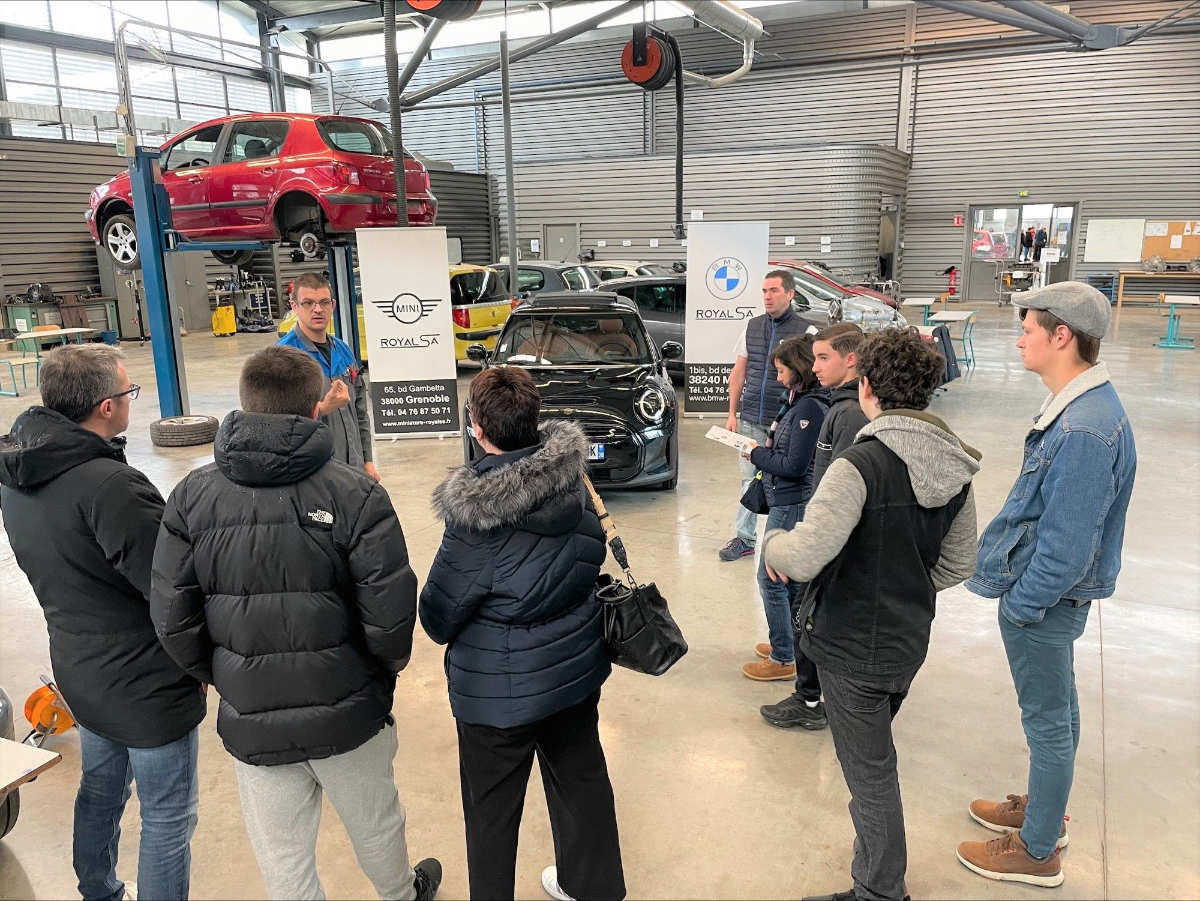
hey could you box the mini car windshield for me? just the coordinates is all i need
[494,314,652,366]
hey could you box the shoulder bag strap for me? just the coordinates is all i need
[582,473,637,586]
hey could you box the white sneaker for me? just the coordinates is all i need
[541,866,574,901]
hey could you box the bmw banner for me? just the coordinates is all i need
[684,221,770,414]
[357,226,461,438]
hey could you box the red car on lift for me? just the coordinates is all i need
[86,112,437,270]
[769,258,899,309]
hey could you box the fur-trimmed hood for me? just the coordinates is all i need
[433,419,589,532]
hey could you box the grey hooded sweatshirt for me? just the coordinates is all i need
[763,409,980,591]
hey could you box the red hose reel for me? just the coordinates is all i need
[621,33,677,91]
[403,0,482,20]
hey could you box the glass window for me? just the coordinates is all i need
[594,266,627,281]
[59,87,119,110]
[49,0,113,39]
[561,268,585,290]
[129,61,176,100]
[972,206,1021,260]
[633,284,678,313]
[493,314,650,365]
[55,50,117,93]
[168,0,221,60]
[0,1,49,28]
[175,69,225,106]
[317,118,393,156]
[285,86,313,114]
[1,41,56,85]
[222,120,289,163]
[163,123,223,170]
[517,269,545,292]
[5,81,57,104]
[788,268,844,303]
[178,102,225,121]
[450,271,488,305]
[225,76,271,113]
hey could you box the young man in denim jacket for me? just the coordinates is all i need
[957,282,1136,888]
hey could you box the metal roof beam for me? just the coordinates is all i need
[993,0,1125,49]
[920,0,1079,42]
[269,3,387,33]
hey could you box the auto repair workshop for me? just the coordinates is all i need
[0,0,1197,899]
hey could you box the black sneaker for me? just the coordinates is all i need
[760,695,828,730]
[802,892,910,901]
[718,536,755,561]
[414,858,442,901]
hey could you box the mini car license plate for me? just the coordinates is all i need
[588,443,606,461]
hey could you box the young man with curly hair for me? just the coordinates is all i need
[762,328,981,901]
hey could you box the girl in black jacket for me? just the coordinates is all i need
[420,366,625,901]
[740,336,829,683]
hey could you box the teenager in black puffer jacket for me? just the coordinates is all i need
[740,336,829,692]
[421,366,624,901]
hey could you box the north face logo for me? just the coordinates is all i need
[307,509,335,526]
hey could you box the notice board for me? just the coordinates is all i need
[1142,220,1200,262]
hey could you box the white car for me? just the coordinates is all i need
[587,259,684,281]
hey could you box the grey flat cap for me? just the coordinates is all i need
[1016,281,1111,339]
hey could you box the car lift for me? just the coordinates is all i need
[127,147,361,419]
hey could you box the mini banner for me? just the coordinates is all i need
[683,221,770,414]
[357,226,461,438]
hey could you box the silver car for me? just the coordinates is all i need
[776,265,907,331]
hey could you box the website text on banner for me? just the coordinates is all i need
[357,226,462,438]
[684,221,771,414]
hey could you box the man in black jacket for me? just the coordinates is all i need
[763,329,979,901]
[421,366,623,901]
[761,322,867,731]
[150,346,440,901]
[0,344,205,901]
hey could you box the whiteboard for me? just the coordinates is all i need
[1083,218,1146,263]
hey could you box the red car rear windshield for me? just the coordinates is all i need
[317,119,396,157]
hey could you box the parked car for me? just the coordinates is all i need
[277,263,512,364]
[597,269,904,377]
[464,292,681,490]
[88,113,438,271]
[588,259,685,281]
[769,258,900,309]
[492,261,605,298]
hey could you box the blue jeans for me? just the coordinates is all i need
[999,599,1090,859]
[734,419,771,545]
[757,503,803,664]
[74,725,199,901]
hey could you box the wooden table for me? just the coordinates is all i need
[902,297,938,325]
[930,310,978,367]
[1115,270,1200,337]
[1156,294,1199,350]
[0,736,61,795]
[12,327,97,359]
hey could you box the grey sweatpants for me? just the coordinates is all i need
[233,723,416,901]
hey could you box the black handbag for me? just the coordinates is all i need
[583,475,688,676]
[740,471,769,515]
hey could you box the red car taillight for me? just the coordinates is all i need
[330,161,361,186]
[452,307,470,328]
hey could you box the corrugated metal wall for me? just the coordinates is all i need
[502,144,909,279]
[429,169,494,263]
[0,135,118,294]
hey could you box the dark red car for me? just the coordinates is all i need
[87,112,437,269]
[769,258,899,309]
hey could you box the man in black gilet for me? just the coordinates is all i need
[720,269,811,561]
[763,329,980,901]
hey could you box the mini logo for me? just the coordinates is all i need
[370,293,442,325]
[307,509,334,525]
[706,257,748,300]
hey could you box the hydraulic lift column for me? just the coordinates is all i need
[327,241,361,363]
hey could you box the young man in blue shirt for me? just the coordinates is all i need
[957,282,1136,888]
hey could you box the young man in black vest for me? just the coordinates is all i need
[763,329,980,901]
[720,269,812,561]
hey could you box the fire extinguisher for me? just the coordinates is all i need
[941,265,958,298]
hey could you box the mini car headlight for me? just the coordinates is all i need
[635,386,666,423]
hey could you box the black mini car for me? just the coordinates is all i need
[464,292,681,490]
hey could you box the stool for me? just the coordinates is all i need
[1156,294,1198,350]
[0,357,40,396]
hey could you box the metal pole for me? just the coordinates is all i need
[994,0,1099,40]
[396,18,447,95]
[383,0,406,225]
[401,0,642,109]
[920,0,1078,42]
[501,31,518,295]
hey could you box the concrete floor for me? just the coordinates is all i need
[1,305,1197,900]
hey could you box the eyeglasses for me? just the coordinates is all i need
[108,384,140,401]
[297,299,335,310]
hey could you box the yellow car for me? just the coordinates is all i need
[276,263,512,364]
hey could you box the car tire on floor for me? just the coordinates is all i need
[149,415,219,448]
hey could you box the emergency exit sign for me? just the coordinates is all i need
[953,214,964,227]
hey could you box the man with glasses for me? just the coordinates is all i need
[279,272,378,479]
[0,344,206,901]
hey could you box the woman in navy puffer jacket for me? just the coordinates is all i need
[420,366,625,901]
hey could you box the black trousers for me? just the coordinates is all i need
[788,582,822,702]
[455,690,626,901]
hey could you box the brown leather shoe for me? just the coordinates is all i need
[970,794,1069,848]
[956,830,1064,887]
[742,658,796,681]
[754,642,771,659]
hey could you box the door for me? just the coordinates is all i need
[1045,204,1076,284]
[965,205,1021,301]
[542,223,579,263]
[160,123,225,234]
[206,119,291,233]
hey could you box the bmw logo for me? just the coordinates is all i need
[706,257,748,300]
